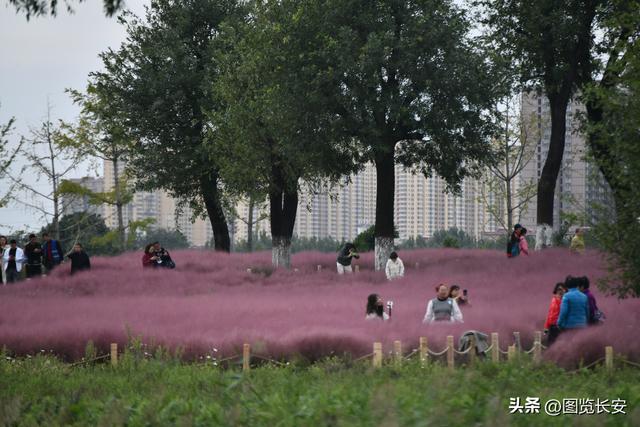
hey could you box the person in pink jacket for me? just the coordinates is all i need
[519,227,529,255]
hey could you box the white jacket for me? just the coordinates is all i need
[385,258,404,280]
[3,247,25,272]
[423,298,464,323]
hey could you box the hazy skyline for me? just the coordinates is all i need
[0,0,148,232]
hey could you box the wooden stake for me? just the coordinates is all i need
[468,334,476,366]
[246,268,252,273]
[317,264,322,272]
[373,342,382,368]
[243,343,250,372]
[533,331,542,364]
[394,340,402,364]
[415,262,420,269]
[355,265,360,273]
[507,344,516,361]
[491,333,499,363]
[447,335,454,370]
[419,337,428,365]
[110,343,118,367]
[605,346,613,372]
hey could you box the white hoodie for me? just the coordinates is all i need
[385,258,405,280]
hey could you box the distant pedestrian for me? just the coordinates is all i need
[544,283,566,345]
[385,251,404,280]
[578,276,603,325]
[557,276,589,330]
[23,234,42,278]
[336,243,359,274]
[507,224,522,258]
[570,228,585,254]
[2,239,25,284]
[67,243,91,275]
[519,228,529,255]
[423,284,463,323]
[0,236,8,284]
[41,232,64,273]
[365,293,389,320]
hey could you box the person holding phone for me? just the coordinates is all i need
[448,285,469,305]
[365,293,389,320]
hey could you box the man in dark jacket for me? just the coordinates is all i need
[67,243,91,275]
[336,242,359,274]
[24,234,42,279]
[506,224,522,258]
[41,233,64,272]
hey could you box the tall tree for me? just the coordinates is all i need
[214,0,355,268]
[59,85,134,251]
[480,0,601,237]
[10,104,83,239]
[8,0,124,19]
[309,0,500,269]
[92,0,245,252]
[0,107,24,210]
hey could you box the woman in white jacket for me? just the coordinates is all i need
[385,251,404,280]
[3,239,25,284]
[423,284,464,323]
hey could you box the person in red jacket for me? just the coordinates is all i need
[142,243,158,268]
[544,282,566,345]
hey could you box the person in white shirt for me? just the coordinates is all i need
[3,239,25,284]
[365,293,389,321]
[385,251,404,280]
[423,284,464,323]
[0,236,8,284]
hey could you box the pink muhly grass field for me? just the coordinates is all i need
[0,247,638,366]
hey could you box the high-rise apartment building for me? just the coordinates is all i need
[60,177,104,218]
[519,92,611,231]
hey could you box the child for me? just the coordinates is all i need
[385,251,405,280]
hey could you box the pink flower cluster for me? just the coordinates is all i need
[0,248,637,366]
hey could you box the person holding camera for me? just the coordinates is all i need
[365,293,390,321]
[336,242,359,274]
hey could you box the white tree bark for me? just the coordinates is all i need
[374,237,394,271]
[272,237,291,269]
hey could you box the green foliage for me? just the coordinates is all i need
[400,228,512,250]
[353,225,399,252]
[1,355,640,426]
[0,109,22,208]
[39,212,109,256]
[9,0,124,19]
[137,228,190,250]
[232,232,343,254]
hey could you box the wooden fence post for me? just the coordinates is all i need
[243,343,251,372]
[373,342,382,368]
[419,337,428,365]
[394,340,402,365]
[317,265,322,272]
[513,332,521,352]
[355,265,360,273]
[533,331,542,364]
[246,268,252,273]
[491,333,499,363]
[447,335,454,370]
[110,343,118,367]
[415,262,420,269]
[468,334,476,366]
[605,346,613,372]
[507,344,516,361]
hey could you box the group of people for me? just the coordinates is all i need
[507,224,529,258]
[142,242,176,269]
[366,283,470,323]
[336,243,406,281]
[0,233,91,283]
[543,275,603,344]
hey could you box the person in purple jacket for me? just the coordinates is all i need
[578,276,602,325]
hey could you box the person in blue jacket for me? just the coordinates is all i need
[557,276,589,330]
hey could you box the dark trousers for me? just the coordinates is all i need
[26,264,42,278]
[6,268,20,283]
[547,325,560,345]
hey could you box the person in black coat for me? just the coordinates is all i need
[67,243,91,275]
[24,234,42,278]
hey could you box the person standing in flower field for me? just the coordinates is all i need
[3,239,25,284]
[570,228,585,253]
[24,234,42,279]
[385,251,404,280]
[41,233,64,273]
[336,242,359,274]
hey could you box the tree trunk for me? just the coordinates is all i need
[200,173,230,252]
[112,158,126,251]
[269,184,298,269]
[247,196,254,252]
[47,120,60,240]
[536,95,570,229]
[374,147,395,271]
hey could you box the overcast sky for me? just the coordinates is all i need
[0,0,148,233]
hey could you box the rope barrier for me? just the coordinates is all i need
[215,354,241,363]
[427,347,449,356]
[484,344,494,352]
[618,359,640,369]
[251,354,288,366]
[353,353,374,362]
[68,354,110,367]
[524,347,537,354]
[498,348,510,355]
[403,349,419,360]
[453,347,472,355]
[566,357,606,374]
